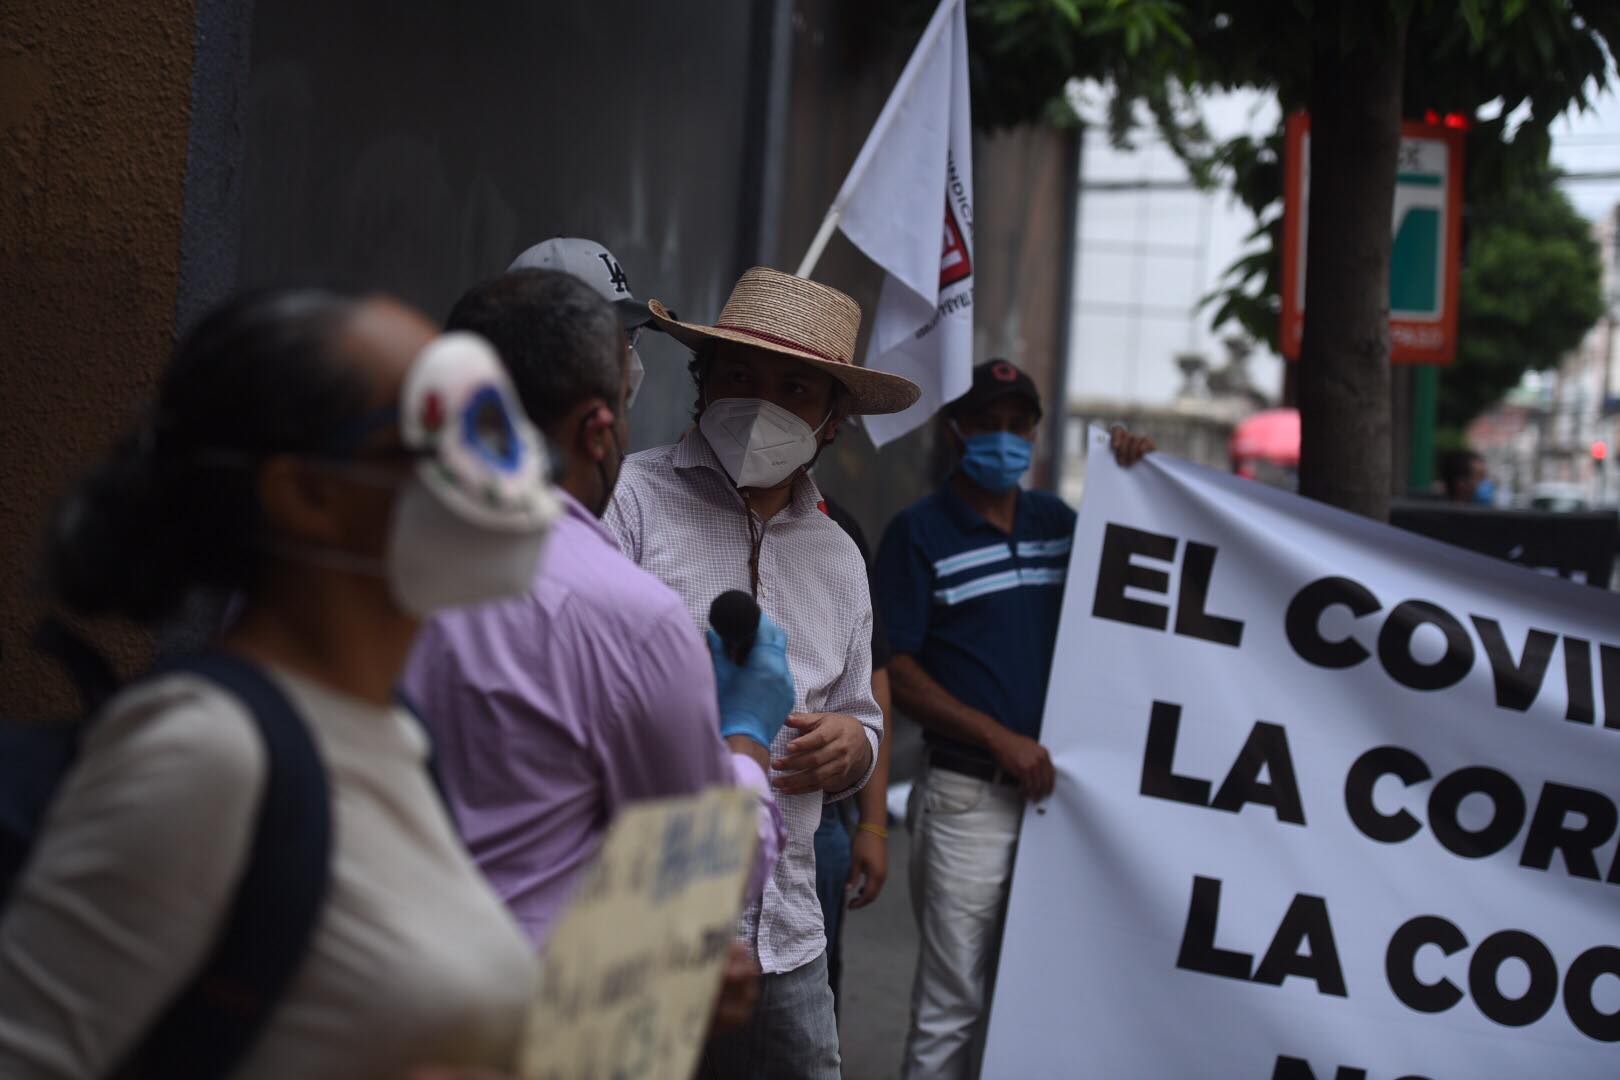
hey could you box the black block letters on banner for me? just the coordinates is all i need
[1344,745,1620,883]
[1093,524,1244,646]
[1140,701,1305,825]
[1281,575,1620,731]
[1386,916,1620,1041]
[1175,876,1347,997]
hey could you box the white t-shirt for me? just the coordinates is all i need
[0,665,538,1079]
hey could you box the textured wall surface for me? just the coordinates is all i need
[236,1,760,456]
[1,1,195,714]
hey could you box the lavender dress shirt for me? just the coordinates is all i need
[402,490,783,948]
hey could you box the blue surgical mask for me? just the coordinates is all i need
[1473,479,1496,505]
[954,425,1032,492]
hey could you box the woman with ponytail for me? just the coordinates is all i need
[0,289,559,1078]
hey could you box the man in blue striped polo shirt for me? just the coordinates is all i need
[876,359,1152,1078]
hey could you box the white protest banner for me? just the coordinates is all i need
[982,427,1620,1079]
[520,787,758,1080]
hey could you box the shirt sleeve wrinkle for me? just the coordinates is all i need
[0,684,265,1078]
[822,585,881,804]
[595,595,731,814]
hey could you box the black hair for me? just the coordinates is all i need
[445,269,622,433]
[1438,447,1484,497]
[685,341,849,426]
[688,343,716,424]
[44,287,370,622]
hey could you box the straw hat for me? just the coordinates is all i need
[647,267,921,415]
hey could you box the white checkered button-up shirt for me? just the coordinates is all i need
[604,432,882,974]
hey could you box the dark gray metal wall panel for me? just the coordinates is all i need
[237,1,757,449]
[175,0,256,339]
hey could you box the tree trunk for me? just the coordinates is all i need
[1297,19,1408,520]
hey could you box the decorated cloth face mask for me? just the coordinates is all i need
[280,333,562,616]
[400,331,556,530]
[385,332,561,614]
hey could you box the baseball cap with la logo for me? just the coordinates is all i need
[507,237,651,331]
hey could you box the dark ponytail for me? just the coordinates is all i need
[44,288,371,622]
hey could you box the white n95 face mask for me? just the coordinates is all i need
[700,398,830,489]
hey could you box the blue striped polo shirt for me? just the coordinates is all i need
[875,483,1077,761]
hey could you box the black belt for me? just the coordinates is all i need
[929,749,1019,786]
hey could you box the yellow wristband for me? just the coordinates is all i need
[857,822,888,840]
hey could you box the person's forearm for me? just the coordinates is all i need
[725,734,770,773]
[888,653,1005,753]
[856,669,893,824]
[724,736,783,907]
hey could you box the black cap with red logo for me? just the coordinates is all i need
[945,359,1043,420]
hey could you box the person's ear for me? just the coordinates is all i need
[822,397,853,444]
[576,399,615,463]
[257,456,345,543]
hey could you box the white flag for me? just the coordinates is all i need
[831,0,974,448]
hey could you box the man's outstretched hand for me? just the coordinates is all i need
[1109,425,1155,467]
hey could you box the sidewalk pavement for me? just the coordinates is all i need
[838,825,918,1080]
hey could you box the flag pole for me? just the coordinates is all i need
[795,210,842,278]
[791,0,960,280]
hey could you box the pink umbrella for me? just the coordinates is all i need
[1230,408,1300,468]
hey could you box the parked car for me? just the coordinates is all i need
[1524,482,1588,512]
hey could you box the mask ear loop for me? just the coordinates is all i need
[801,388,845,474]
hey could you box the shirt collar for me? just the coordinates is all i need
[556,486,619,546]
[939,479,1027,537]
[674,430,825,522]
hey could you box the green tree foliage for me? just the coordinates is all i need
[1441,173,1606,429]
[1200,1,1617,421]
[883,0,1617,515]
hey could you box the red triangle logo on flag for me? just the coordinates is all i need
[940,197,972,288]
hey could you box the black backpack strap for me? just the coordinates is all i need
[125,652,333,1079]
[394,688,453,819]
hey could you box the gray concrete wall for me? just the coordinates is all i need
[235,0,763,453]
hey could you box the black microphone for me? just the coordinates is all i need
[709,590,760,666]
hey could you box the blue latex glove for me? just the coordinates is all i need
[707,611,796,752]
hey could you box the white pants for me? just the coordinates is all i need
[902,764,1023,1079]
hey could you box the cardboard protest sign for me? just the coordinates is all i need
[521,787,758,1080]
[982,428,1620,1078]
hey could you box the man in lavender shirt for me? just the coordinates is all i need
[402,262,787,990]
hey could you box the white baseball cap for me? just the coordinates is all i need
[507,238,651,330]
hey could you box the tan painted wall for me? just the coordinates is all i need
[1,1,195,714]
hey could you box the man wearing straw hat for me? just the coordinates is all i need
[605,266,917,1078]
